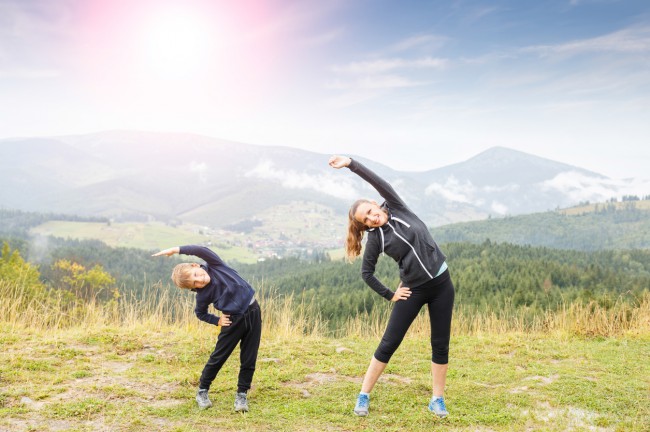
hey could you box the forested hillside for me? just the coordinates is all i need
[0,209,108,236]
[235,242,650,324]
[3,208,649,331]
[433,200,650,250]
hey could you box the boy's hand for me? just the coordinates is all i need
[218,314,231,327]
[152,247,180,257]
[328,155,351,169]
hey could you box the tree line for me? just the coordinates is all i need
[433,202,650,250]
[235,241,650,323]
[2,208,649,330]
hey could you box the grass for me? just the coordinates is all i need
[1,324,648,431]
[1,281,649,431]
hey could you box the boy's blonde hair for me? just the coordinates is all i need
[171,263,195,289]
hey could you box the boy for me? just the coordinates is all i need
[153,245,262,412]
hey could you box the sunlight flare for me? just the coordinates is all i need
[138,6,217,80]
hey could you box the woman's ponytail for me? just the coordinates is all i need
[345,199,370,261]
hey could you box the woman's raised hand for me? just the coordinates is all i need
[328,155,351,169]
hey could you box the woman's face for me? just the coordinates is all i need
[354,201,388,228]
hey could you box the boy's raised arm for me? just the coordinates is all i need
[153,245,225,268]
[178,245,225,268]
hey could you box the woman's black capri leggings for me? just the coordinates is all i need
[374,269,455,364]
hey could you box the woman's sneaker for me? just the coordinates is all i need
[353,393,369,416]
[428,396,448,418]
[196,389,212,409]
[234,392,249,412]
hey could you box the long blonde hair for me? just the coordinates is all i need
[345,199,372,261]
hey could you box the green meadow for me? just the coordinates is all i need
[29,221,257,263]
[29,201,346,264]
[1,290,648,432]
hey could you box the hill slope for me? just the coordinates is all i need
[1,131,643,229]
[433,200,650,250]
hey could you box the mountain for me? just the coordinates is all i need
[409,146,618,223]
[0,131,640,228]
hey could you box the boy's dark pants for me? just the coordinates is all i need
[199,300,261,393]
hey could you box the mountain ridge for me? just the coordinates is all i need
[0,130,642,228]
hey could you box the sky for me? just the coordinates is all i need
[1,0,649,181]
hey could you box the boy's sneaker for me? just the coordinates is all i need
[234,392,249,412]
[353,393,369,416]
[196,389,212,409]
[428,396,448,418]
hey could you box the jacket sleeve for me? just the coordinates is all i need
[179,245,225,268]
[361,235,395,301]
[194,296,221,326]
[179,245,223,326]
[348,159,407,210]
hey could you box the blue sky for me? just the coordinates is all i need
[1,0,649,181]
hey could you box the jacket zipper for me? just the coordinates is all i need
[386,221,433,279]
[392,217,411,228]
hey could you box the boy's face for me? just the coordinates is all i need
[187,263,211,288]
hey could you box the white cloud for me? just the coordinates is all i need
[424,176,476,203]
[28,233,52,263]
[620,178,650,197]
[387,34,448,53]
[190,161,207,183]
[327,74,422,90]
[331,57,448,74]
[484,184,520,193]
[324,55,447,106]
[568,0,622,7]
[537,171,647,203]
[490,201,509,215]
[323,90,381,108]
[457,25,650,100]
[357,74,424,89]
[522,25,650,57]
[424,176,522,204]
[245,160,359,200]
[464,6,499,23]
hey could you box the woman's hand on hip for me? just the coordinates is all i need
[391,282,411,302]
[328,155,351,169]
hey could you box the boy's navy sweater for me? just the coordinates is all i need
[348,159,447,300]
[179,245,255,325]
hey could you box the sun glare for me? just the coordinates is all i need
[139,7,215,80]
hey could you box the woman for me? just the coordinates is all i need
[329,155,455,418]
